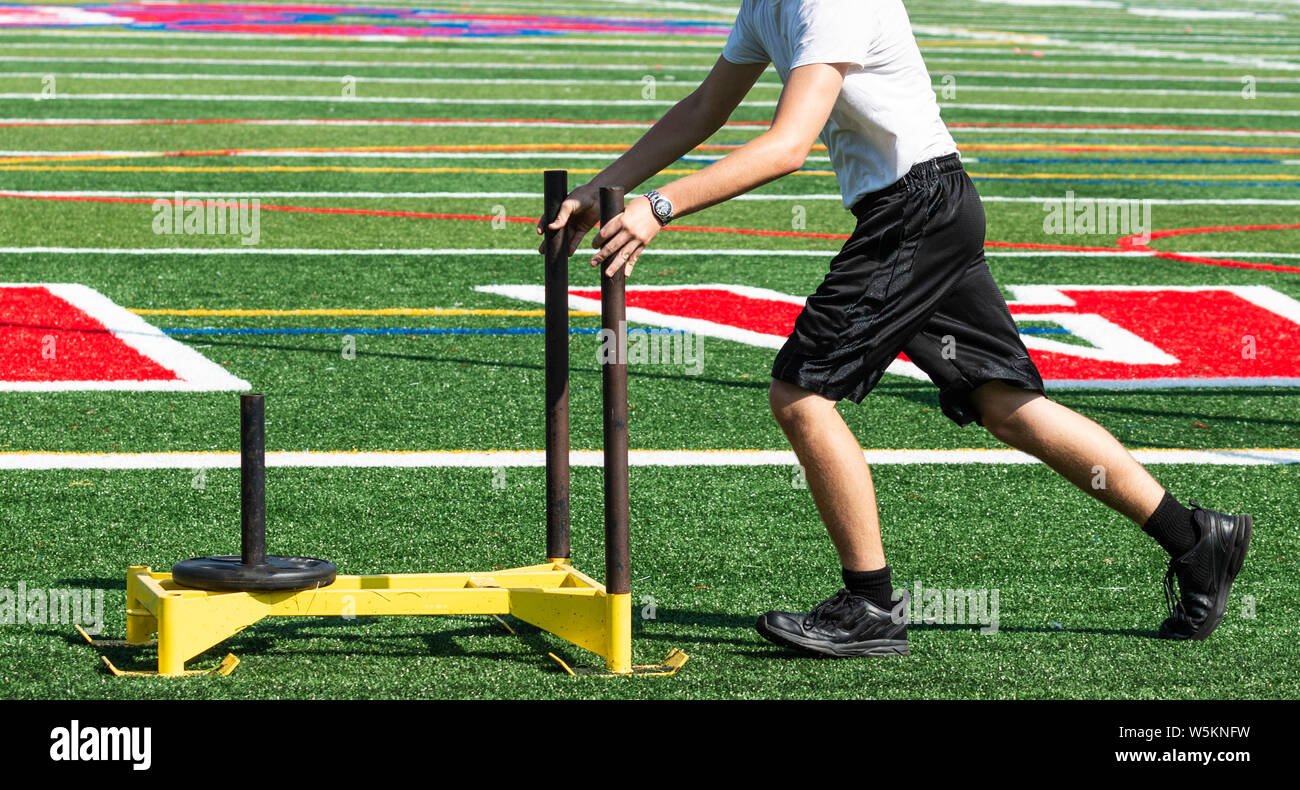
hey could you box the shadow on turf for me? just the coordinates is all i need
[1052,397,1300,434]
[68,613,597,674]
[172,336,772,392]
[644,610,1159,646]
[58,594,1157,673]
[56,577,126,590]
[873,383,1300,441]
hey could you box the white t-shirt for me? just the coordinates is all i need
[721,0,957,208]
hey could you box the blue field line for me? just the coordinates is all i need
[736,137,1295,150]
[971,177,1300,188]
[967,157,1281,165]
[952,138,1300,149]
[688,155,1286,169]
[697,155,1284,167]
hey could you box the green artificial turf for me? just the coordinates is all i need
[0,464,1294,699]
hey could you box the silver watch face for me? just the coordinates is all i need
[650,195,672,221]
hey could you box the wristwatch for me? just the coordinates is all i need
[644,189,674,226]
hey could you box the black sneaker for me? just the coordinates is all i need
[756,589,909,657]
[1158,503,1253,641]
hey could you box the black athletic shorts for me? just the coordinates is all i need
[771,153,1045,426]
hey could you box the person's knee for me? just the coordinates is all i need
[769,378,835,427]
[973,381,1042,443]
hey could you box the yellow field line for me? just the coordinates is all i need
[2,164,1293,182]
[973,172,1300,182]
[129,307,599,317]
[0,154,168,165]
[962,143,1300,155]
[0,143,832,165]
[918,40,1044,47]
[4,141,1295,167]
[0,165,706,175]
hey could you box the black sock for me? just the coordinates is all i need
[1142,492,1197,557]
[842,566,895,610]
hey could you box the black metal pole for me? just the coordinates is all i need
[240,393,267,567]
[599,186,630,597]
[174,394,335,592]
[543,170,572,561]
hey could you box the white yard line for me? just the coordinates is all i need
[0,55,720,71]
[0,93,735,107]
[0,247,1157,257]
[937,69,1300,84]
[0,150,827,162]
[2,246,1291,260]
[1175,251,1300,259]
[977,196,1300,206]
[941,102,1300,117]
[5,72,1294,97]
[4,117,1298,137]
[2,447,1296,471]
[1,92,1297,115]
[922,55,1300,73]
[947,85,1300,98]
[5,191,1300,206]
[0,71,733,88]
[0,117,711,129]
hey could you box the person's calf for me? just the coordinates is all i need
[767,378,886,572]
[971,380,1165,525]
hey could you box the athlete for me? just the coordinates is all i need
[538,0,1251,656]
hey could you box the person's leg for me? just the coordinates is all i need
[898,250,1187,550]
[757,156,985,655]
[769,378,884,572]
[760,381,908,656]
[970,380,1253,640]
[971,381,1165,525]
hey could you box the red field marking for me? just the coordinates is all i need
[0,191,859,239]
[0,193,1295,273]
[541,284,1300,386]
[2,118,1298,135]
[1117,223,1300,274]
[15,142,1297,159]
[570,286,803,338]
[1007,288,1300,381]
[948,121,1300,135]
[0,286,176,382]
[985,240,1130,253]
[0,117,757,129]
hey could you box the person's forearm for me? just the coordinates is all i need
[654,131,805,218]
[590,92,723,192]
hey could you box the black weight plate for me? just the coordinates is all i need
[172,555,337,592]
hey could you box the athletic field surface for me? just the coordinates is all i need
[0,0,1297,700]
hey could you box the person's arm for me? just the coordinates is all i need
[590,61,851,277]
[538,56,767,257]
[594,56,771,200]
